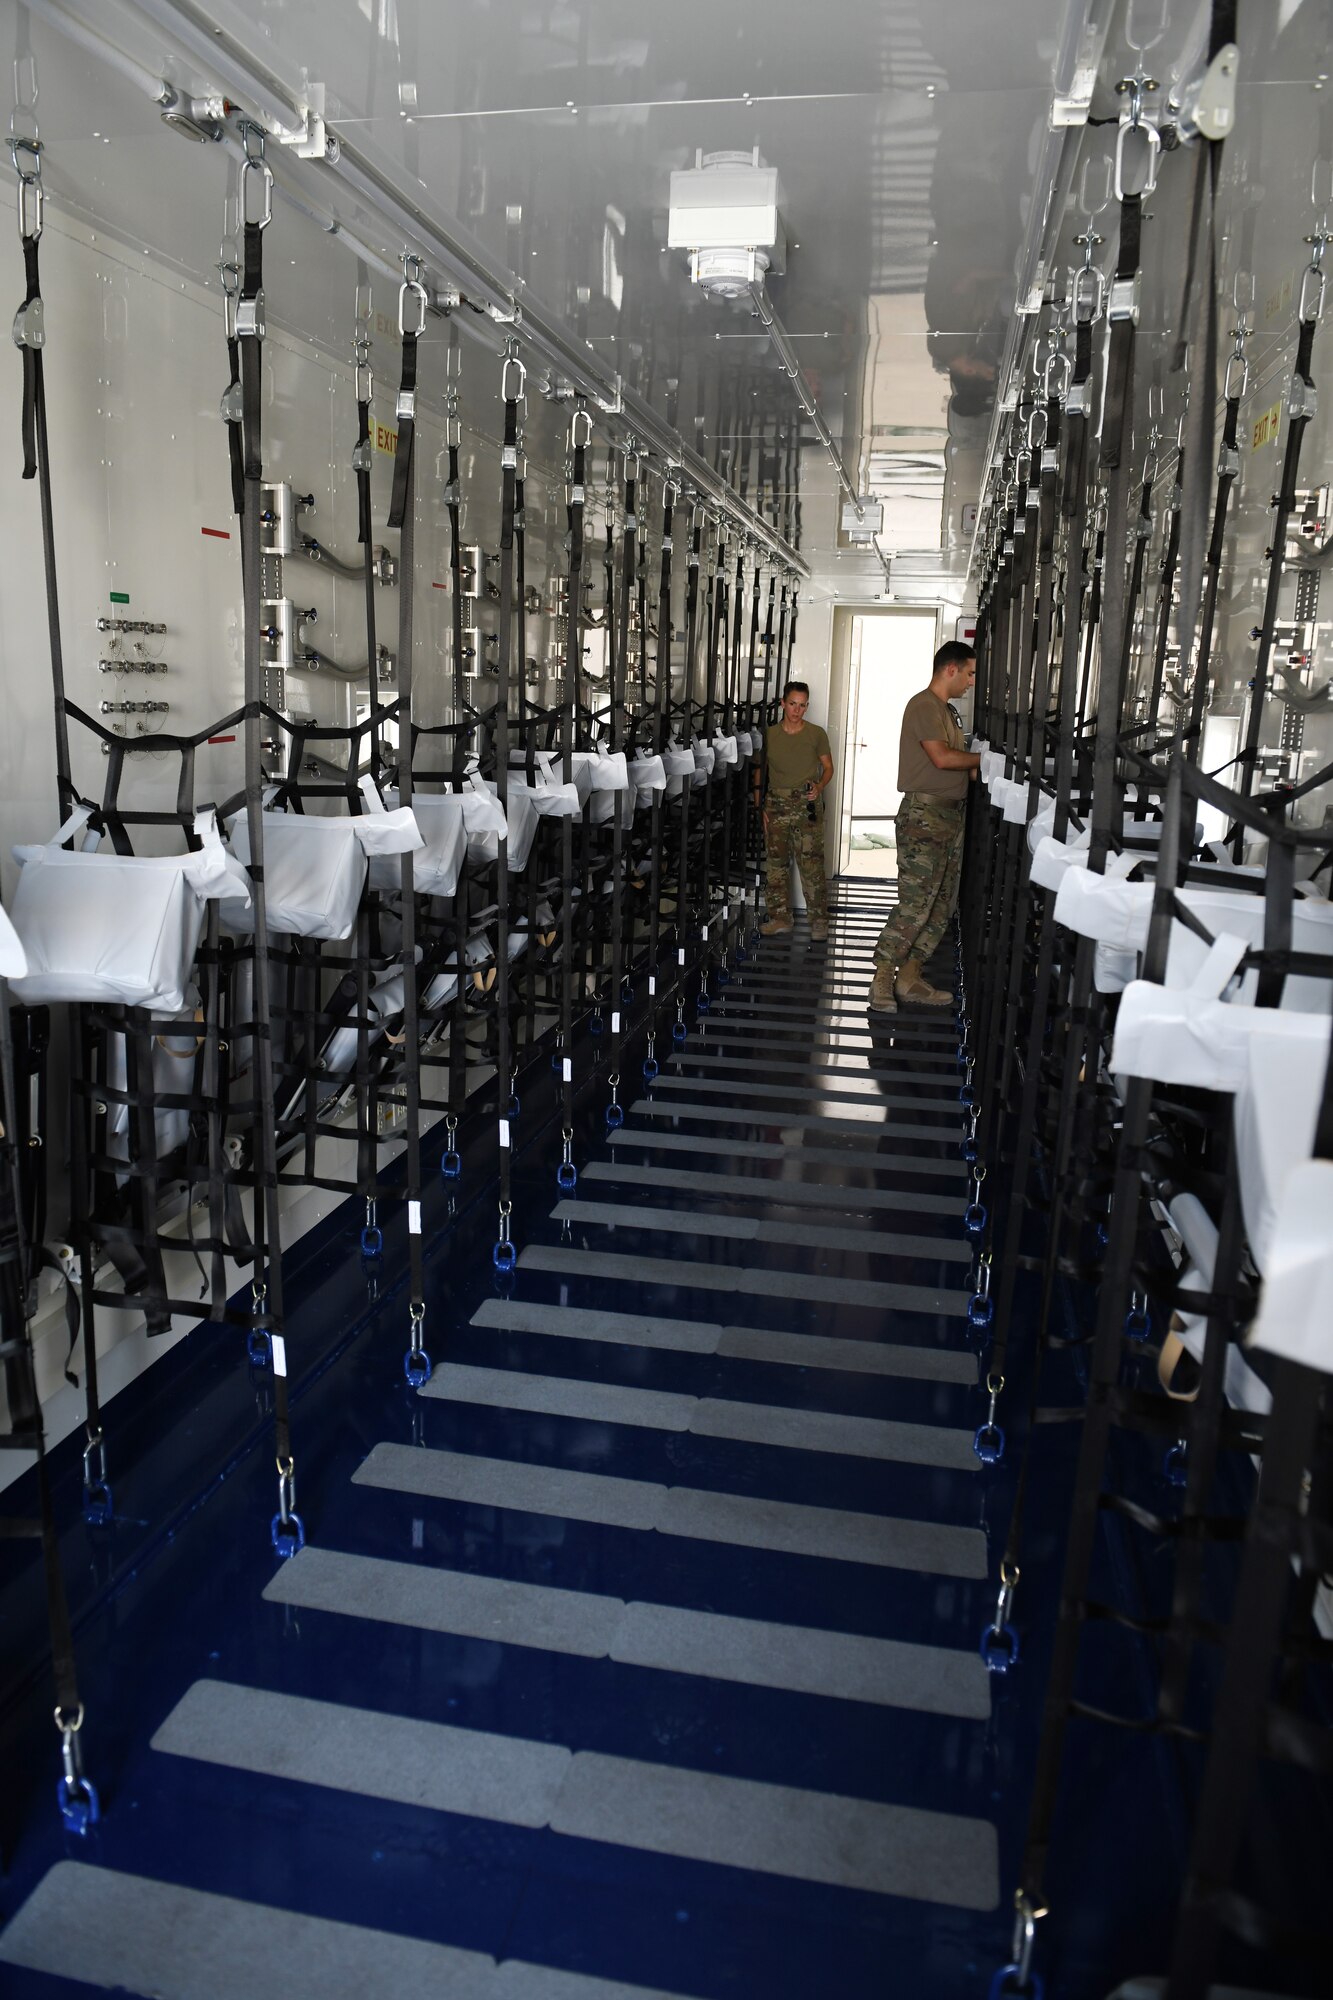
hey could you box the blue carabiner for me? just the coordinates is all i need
[493,1238,517,1274]
[507,1092,521,1119]
[270,1511,306,1560]
[1123,1304,1151,1342]
[671,1019,687,1046]
[83,1483,114,1528]
[360,1224,384,1260]
[1163,1441,1188,1488]
[642,1056,659,1082]
[696,992,711,1015]
[403,1348,433,1388]
[961,1136,980,1164]
[967,1293,995,1330]
[959,1084,976,1106]
[589,1013,605,1038]
[551,1049,564,1072]
[988,1968,1043,2000]
[441,1149,462,1182]
[980,1623,1021,1673]
[57,1775,101,1836]
[606,1101,625,1130]
[964,1202,988,1240]
[973,1421,1005,1466]
[717,966,731,987]
[247,1327,272,1366]
[556,1159,578,1190]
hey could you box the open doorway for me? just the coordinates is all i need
[841,610,938,876]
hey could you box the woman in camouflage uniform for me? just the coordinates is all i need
[752,682,834,941]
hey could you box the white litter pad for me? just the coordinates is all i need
[12,805,250,1009]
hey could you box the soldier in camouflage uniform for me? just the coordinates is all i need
[753,682,833,939]
[870,643,980,1011]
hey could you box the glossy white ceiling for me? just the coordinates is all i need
[17,0,1068,573]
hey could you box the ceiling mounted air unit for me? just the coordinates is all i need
[668,149,787,301]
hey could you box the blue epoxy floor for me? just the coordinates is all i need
[0,885,1260,1996]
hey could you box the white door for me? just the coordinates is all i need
[844,612,938,876]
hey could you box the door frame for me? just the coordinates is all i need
[828,604,942,875]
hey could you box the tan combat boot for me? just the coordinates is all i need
[760,917,793,936]
[895,957,953,1007]
[868,964,897,1012]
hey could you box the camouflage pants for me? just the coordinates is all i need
[874,794,966,966]
[764,791,829,925]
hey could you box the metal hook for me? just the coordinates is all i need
[1115,99,1161,200]
[399,253,428,338]
[239,125,273,231]
[1125,0,1169,57]
[1078,153,1112,220]
[502,336,527,404]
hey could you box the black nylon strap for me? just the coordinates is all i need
[493,372,519,1215]
[237,192,292,1472]
[393,359,425,1321]
[19,236,38,480]
[1101,194,1142,474]
[1237,313,1318,807]
[387,325,417,530]
[559,426,587,1147]
[1186,390,1240,752]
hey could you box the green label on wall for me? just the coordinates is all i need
[109,591,130,604]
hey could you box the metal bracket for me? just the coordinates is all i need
[1108,273,1141,325]
[276,87,336,162]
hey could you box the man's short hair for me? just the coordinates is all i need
[783,680,810,700]
[933,641,976,675]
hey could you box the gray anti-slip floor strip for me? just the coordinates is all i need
[152,1682,998,1911]
[356,1442,987,1577]
[581,1159,965,1217]
[470,1296,976,1383]
[710,1019,958,1050]
[550,1197,972,1263]
[421,1360,978,1471]
[672,1054,958,1091]
[688,1033,953,1070]
[687,1037,959,1075]
[629,1101,961,1150]
[649,1075,959,1121]
[716,1005,955,1034]
[263,1545,989,1719]
[0,1863,696,2000]
[519,1244,966,1317]
[609,1130,967,1179]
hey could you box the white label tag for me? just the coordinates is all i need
[271,1335,288,1379]
[612,1011,621,1034]
[562,1057,572,1083]
[649,975,656,996]
[701,923,710,941]
[677,949,686,967]
[408,1200,422,1235]
[722,903,729,921]
[499,1118,511,1149]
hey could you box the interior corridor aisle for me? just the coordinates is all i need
[0,882,1095,1997]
